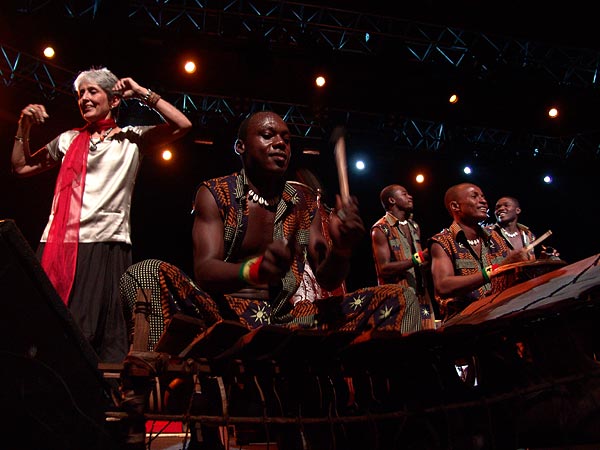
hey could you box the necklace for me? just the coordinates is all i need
[467,238,480,246]
[89,127,113,151]
[503,229,519,238]
[248,189,279,207]
[397,220,408,226]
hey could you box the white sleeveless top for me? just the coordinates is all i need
[41,125,153,244]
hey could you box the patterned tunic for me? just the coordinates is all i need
[487,222,536,258]
[121,171,422,350]
[371,213,436,329]
[429,222,513,321]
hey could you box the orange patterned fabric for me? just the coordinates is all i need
[120,172,423,347]
[203,171,318,325]
[429,221,512,321]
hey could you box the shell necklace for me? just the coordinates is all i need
[467,238,480,246]
[248,189,279,208]
[503,229,519,238]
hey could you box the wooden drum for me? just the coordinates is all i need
[492,258,567,288]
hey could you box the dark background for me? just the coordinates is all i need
[1,0,599,291]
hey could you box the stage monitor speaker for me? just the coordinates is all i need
[0,219,119,450]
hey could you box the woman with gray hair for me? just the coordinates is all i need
[11,66,192,363]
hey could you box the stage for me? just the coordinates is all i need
[2,218,600,449]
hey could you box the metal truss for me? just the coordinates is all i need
[0,44,75,99]
[2,42,599,159]
[11,0,600,89]
[128,0,600,88]
[5,0,600,159]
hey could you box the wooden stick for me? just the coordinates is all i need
[524,230,552,253]
[331,126,350,203]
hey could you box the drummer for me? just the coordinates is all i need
[428,183,530,322]
[488,195,560,259]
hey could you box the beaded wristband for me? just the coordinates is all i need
[412,250,425,266]
[147,91,161,107]
[248,256,262,283]
[238,256,263,285]
[142,89,161,108]
[142,89,152,103]
[482,264,499,283]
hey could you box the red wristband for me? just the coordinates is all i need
[248,256,263,284]
[412,250,425,266]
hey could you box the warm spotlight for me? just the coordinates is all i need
[184,61,197,74]
[43,46,55,59]
[315,76,326,87]
[449,94,459,104]
[415,174,425,183]
[162,149,173,161]
[548,107,559,119]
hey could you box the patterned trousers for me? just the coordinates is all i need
[120,259,422,351]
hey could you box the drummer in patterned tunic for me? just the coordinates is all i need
[488,196,560,260]
[371,184,436,329]
[429,183,530,322]
[120,111,422,348]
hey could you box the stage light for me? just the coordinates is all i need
[184,61,197,74]
[463,166,472,175]
[43,46,55,59]
[355,160,365,170]
[162,149,173,161]
[449,93,459,104]
[315,76,326,87]
[416,173,425,183]
[548,107,559,119]
[543,174,553,184]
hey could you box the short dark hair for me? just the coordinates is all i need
[237,110,277,141]
[379,184,399,210]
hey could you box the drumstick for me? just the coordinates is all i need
[331,126,350,203]
[524,230,552,253]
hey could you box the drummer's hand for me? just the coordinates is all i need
[259,238,294,283]
[418,248,431,270]
[540,245,560,260]
[329,195,365,254]
[501,248,531,265]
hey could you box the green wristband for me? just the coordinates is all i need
[482,268,490,284]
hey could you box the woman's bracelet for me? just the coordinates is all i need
[238,256,263,285]
[14,135,28,143]
[482,264,499,283]
[141,89,161,108]
[412,250,425,266]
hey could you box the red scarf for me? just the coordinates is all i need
[42,118,117,305]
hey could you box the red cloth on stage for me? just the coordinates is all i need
[42,118,117,305]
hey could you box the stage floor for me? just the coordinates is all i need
[146,433,277,450]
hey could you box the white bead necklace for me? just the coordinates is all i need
[248,189,278,207]
[503,229,519,238]
[467,238,480,246]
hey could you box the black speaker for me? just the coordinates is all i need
[0,219,120,450]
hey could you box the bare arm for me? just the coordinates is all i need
[371,227,422,279]
[430,242,487,298]
[113,77,192,149]
[192,185,291,294]
[430,242,530,299]
[11,104,56,177]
